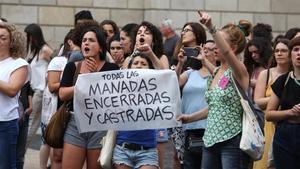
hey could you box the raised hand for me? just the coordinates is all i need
[198,11,213,30]
[177,48,187,65]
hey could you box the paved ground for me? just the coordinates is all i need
[23,130,176,169]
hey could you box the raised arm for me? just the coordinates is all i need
[175,48,188,87]
[198,11,249,91]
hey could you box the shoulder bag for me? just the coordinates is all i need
[44,62,82,148]
[231,73,265,161]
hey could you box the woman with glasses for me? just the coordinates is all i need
[253,38,290,169]
[266,36,300,169]
[174,22,209,169]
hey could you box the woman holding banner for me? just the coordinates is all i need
[59,27,119,169]
[112,21,167,169]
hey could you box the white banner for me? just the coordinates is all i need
[74,69,182,133]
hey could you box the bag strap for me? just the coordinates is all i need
[64,61,82,107]
[73,61,82,85]
[266,68,270,88]
[230,72,248,101]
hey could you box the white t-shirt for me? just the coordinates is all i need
[0,57,29,121]
[41,56,67,124]
[47,56,68,73]
[29,54,49,91]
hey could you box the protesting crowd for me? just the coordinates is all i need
[0,8,299,169]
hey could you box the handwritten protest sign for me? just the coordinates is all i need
[74,69,182,133]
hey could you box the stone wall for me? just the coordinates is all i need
[1,0,300,49]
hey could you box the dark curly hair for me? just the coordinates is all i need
[285,27,300,40]
[252,23,273,42]
[81,27,107,61]
[132,21,164,58]
[74,10,93,25]
[244,37,273,76]
[99,20,120,37]
[72,20,100,47]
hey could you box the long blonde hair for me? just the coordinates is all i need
[0,23,26,59]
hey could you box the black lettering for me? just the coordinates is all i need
[153,107,164,120]
[89,83,101,96]
[116,110,126,123]
[93,98,103,109]
[128,94,137,106]
[102,74,107,80]
[103,97,111,107]
[102,83,111,94]
[96,114,105,124]
[145,108,154,121]
[135,109,146,121]
[119,72,125,78]
[148,78,157,90]
[153,92,162,104]
[145,93,154,104]
[137,93,146,105]
[121,81,131,93]
[162,106,173,120]
[109,112,119,123]
[161,91,171,103]
[111,81,120,93]
[106,74,111,80]
[126,109,136,122]
[104,112,113,124]
[138,79,148,92]
[84,98,93,109]
[129,81,138,92]
[111,96,119,107]
[120,94,129,106]
[84,112,93,125]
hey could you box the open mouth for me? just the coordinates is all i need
[139,38,145,43]
[84,47,90,52]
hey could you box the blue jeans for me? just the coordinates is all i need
[273,122,300,169]
[183,129,205,169]
[16,114,29,169]
[0,119,19,169]
[202,134,251,169]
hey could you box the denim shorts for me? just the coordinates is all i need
[113,144,159,168]
[156,129,169,142]
[64,114,106,149]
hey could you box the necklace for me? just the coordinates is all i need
[293,71,300,86]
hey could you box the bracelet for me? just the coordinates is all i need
[209,26,217,35]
